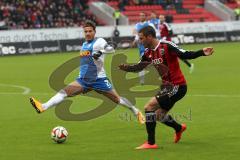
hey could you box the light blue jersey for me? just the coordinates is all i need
[77,38,112,91]
[149,18,160,31]
[149,18,160,38]
[135,22,150,56]
[135,21,158,56]
[135,21,150,33]
[79,39,97,81]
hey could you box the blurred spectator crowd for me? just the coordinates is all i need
[0,0,99,30]
[106,0,184,11]
[1,0,239,30]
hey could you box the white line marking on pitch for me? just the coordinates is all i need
[0,83,31,95]
[0,91,240,98]
[187,94,240,98]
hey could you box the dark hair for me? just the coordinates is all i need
[139,26,156,38]
[83,20,96,31]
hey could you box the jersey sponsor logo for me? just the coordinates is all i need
[80,50,90,57]
[152,58,163,64]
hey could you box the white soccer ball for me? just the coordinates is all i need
[51,126,68,143]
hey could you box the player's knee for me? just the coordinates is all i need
[63,89,72,97]
[114,96,120,104]
[110,94,120,104]
[144,104,154,111]
[156,110,167,121]
[60,89,68,96]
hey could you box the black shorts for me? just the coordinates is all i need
[155,85,187,111]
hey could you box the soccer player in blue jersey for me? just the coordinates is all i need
[132,12,158,85]
[29,20,145,124]
[148,12,160,39]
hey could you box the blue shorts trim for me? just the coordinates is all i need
[76,77,113,92]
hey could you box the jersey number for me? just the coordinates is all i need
[104,79,112,88]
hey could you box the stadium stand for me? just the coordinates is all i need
[220,0,239,9]
[0,0,103,30]
[0,0,228,30]
[219,0,240,20]
[107,0,221,24]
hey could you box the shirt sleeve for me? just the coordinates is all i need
[120,54,151,72]
[165,41,205,59]
[92,38,107,61]
[93,38,107,51]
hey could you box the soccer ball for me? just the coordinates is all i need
[51,126,68,143]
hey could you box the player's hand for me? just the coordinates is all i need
[203,47,214,56]
[118,64,128,71]
[92,51,103,60]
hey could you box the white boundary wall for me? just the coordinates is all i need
[0,21,240,43]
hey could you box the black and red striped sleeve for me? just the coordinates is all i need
[163,40,205,59]
[119,54,151,72]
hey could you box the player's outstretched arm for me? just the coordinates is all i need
[119,61,150,72]
[165,41,214,59]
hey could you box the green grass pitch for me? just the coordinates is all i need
[0,42,239,160]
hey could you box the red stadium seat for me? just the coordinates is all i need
[107,0,221,24]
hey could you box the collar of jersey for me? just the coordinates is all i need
[153,41,161,51]
[86,39,94,43]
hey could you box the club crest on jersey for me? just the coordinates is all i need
[160,49,165,55]
[80,50,91,57]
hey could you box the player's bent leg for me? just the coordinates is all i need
[155,85,187,143]
[42,81,87,110]
[181,59,194,73]
[30,81,87,113]
[155,107,182,135]
[63,81,87,97]
[155,108,168,122]
[100,89,119,103]
[102,89,145,124]
[136,97,159,149]
[174,123,187,143]
[139,70,145,85]
[144,97,159,111]
[189,63,194,74]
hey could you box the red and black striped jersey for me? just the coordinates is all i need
[159,22,172,41]
[122,40,205,85]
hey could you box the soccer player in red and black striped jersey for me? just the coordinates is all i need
[159,14,195,73]
[159,15,172,41]
[119,26,214,149]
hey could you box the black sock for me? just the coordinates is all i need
[182,59,191,67]
[161,114,182,132]
[145,111,156,145]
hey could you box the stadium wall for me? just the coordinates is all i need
[0,22,240,55]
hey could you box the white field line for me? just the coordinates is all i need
[0,90,240,98]
[0,83,31,95]
[187,94,240,98]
